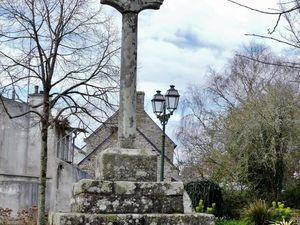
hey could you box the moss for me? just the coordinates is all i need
[115,185,127,195]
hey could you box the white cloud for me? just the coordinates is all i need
[102,0,288,146]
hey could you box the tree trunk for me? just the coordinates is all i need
[38,93,50,225]
[274,127,284,202]
[274,153,284,202]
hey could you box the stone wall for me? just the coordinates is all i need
[51,160,91,212]
[80,131,118,178]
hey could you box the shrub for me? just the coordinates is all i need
[0,206,47,225]
[0,208,12,225]
[282,184,300,209]
[195,199,204,213]
[243,199,273,225]
[222,189,254,219]
[17,206,45,225]
[195,199,216,214]
[207,203,217,214]
[271,202,292,222]
[185,180,223,216]
[270,218,296,225]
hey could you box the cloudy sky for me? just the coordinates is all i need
[102,0,288,145]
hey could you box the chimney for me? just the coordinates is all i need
[136,91,145,125]
[34,85,39,94]
[12,90,16,100]
[136,91,145,113]
[28,85,43,113]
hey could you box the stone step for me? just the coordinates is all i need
[49,212,215,225]
[71,180,185,214]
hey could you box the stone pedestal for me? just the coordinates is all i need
[50,213,214,225]
[49,148,215,225]
[95,148,157,182]
[71,180,184,214]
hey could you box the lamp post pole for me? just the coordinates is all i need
[160,105,166,181]
[152,85,180,182]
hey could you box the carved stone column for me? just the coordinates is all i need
[101,0,164,148]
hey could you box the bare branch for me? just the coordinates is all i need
[245,33,300,49]
[0,95,43,119]
[227,0,299,15]
[227,0,300,34]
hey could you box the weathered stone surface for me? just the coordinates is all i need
[71,180,184,214]
[99,0,165,149]
[183,191,193,214]
[80,93,179,181]
[96,148,157,182]
[72,180,114,196]
[73,180,183,196]
[71,194,183,214]
[49,212,215,225]
[101,0,164,13]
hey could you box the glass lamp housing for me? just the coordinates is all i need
[165,85,180,113]
[151,90,165,115]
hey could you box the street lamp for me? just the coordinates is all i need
[151,85,180,181]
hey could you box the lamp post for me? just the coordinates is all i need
[151,85,180,181]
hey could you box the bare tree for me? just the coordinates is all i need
[227,0,300,35]
[227,0,300,70]
[0,0,120,224]
[177,43,300,199]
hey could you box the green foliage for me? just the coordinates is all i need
[270,218,296,225]
[282,184,300,208]
[215,219,248,225]
[177,44,300,201]
[243,199,273,225]
[271,202,292,222]
[207,203,217,214]
[195,199,216,214]
[195,199,204,213]
[224,85,298,201]
[185,180,223,216]
[222,189,255,219]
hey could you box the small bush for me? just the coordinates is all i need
[282,184,300,209]
[222,189,254,219]
[270,218,296,225]
[17,206,39,225]
[185,180,223,216]
[195,199,216,214]
[243,199,273,225]
[195,199,204,213]
[271,202,292,222]
[0,208,12,225]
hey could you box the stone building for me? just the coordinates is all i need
[0,90,179,215]
[78,91,179,181]
[0,88,89,215]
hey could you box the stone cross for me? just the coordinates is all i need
[101,0,164,148]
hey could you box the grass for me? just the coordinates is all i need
[216,219,248,225]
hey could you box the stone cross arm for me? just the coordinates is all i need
[101,0,164,13]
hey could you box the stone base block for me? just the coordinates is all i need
[71,180,184,214]
[96,148,157,182]
[49,213,215,225]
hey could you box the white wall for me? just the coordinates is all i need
[0,174,51,216]
[0,101,33,176]
[0,96,89,214]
